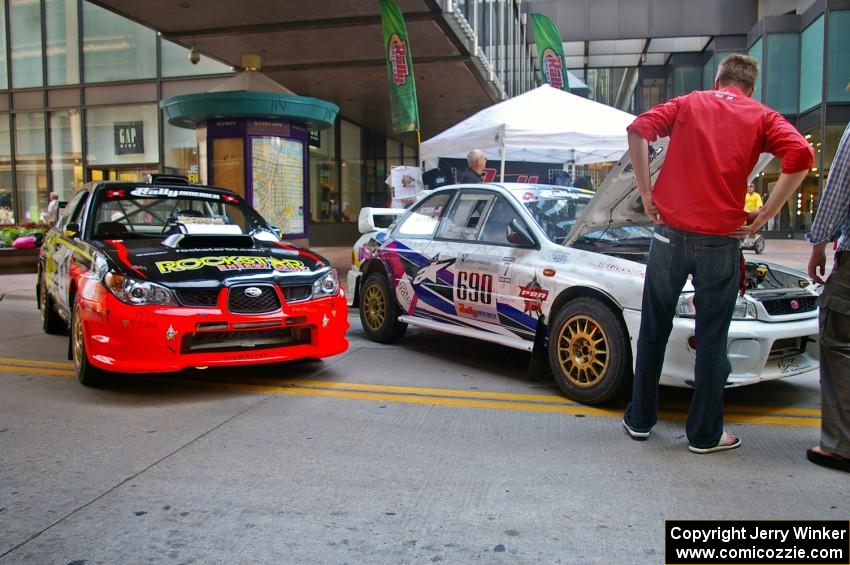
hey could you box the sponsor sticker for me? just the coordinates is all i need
[456,303,498,322]
[155,256,308,274]
[519,276,549,314]
[550,251,570,263]
[130,187,220,200]
[396,275,416,314]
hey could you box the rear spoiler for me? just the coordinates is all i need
[358,207,404,234]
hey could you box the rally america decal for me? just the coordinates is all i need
[130,187,221,200]
[155,256,308,274]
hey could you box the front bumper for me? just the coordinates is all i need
[622,309,820,388]
[77,287,349,374]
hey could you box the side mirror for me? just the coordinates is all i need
[507,219,534,247]
[64,222,80,239]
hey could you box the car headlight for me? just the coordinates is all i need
[312,268,340,297]
[86,252,110,281]
[675,292,756,320]
[104,272,176,305]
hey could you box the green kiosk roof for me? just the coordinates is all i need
[161,91,339,130]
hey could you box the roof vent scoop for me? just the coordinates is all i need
[145,173,191,185]
[163,234,255,249]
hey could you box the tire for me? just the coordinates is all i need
[754,236,765,254]
[71,299,105,387]
[547,298,630,405]
[39,271,67,335]
[358,272,407,343]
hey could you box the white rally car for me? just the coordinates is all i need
[348,140,819,405]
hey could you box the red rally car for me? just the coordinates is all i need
[37,177,349,386]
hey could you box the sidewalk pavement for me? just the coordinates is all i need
[0,240,834,302]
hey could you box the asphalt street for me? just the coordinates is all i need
[0,240,846,564]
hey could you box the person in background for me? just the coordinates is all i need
[622,53,813,454]
[743,183,763,213]
[573,175,593,191]
[46,192,60,224]
[459,149,486,183]
[804,121,850,474]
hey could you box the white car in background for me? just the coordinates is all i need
[348,140,819,405]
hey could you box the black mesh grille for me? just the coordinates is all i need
[760,295,817,316]
[181,327,311,353]
[227,285,281,314]
[176,288,220,307]
[281,284,312,302]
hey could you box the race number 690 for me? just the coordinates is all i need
[456,272,493,304]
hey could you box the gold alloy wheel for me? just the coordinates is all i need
[362,284,387,331]
[555,314,610,388]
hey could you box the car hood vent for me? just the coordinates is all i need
[163,234,256,249]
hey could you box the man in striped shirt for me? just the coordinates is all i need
[804,121,850,473]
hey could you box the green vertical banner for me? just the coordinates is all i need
[380,0,420,134]
[530,13,569,91]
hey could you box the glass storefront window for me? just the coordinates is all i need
[310,124,338,222]
[670,66,701,97]
[765,34,800,115]
[340,120,362,223]
[799,15,824,113]
[82,1,156,83]
[0,1,8,90]
[403,143,417,167]
[211,138,244,196]
[747,38,762,102]
[85,105,159,166]
[49,109,83,199]
[46,0,80,85]
[161,40,233,78]
[386,139,402,167]
[702,53,716,90]
[0,115,13,224]
[824,122,849,173]
[14,113,48,223]
[827,11,850,103]
[164,121,198,180]
[10,0,44,88]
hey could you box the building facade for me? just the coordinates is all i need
[2,0,848,242]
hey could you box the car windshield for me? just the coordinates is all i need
[519,189,591,244]
[89,186,272,239]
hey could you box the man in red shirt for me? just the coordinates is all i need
[622,54,812,453]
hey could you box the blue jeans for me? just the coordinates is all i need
[624,225,741,448]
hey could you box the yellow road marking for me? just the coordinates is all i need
[0,358,78,369]
[0,359,821,427]
[0,365,75,377]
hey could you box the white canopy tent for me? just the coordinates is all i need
[420,84,636,180]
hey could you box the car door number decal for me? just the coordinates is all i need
[455,272,493,304]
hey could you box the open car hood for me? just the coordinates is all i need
[563,138,774,245]
[563,138,668,246]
